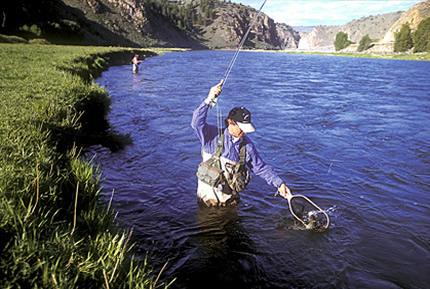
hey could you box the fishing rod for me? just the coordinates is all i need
[210,0,268,107]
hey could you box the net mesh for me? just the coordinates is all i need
[289,196,329,230]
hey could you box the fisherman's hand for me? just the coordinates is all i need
[205,79,224,104]
[278,183,292,200]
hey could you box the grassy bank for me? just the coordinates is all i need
[241,48,430,61]
[0,43,173,288]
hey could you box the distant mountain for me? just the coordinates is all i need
[299,1,430,52]
[293,26,315,33]
[299,11,404,50]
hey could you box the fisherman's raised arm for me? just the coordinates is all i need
[191,81,223,144]
[205,79,223,106]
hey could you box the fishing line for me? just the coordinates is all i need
[211,0,268,107]
[221,0,267,90]
[209,1,329,231]
[213,0,268,136]
[216,102,223,135]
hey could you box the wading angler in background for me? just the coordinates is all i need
[132,54,142,73]
[191,81,291,207]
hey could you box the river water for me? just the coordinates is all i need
[90,51,430,289]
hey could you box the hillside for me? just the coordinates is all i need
[299,11,403,50]
[299,1,430,52]
[1,0,429,52]
[0,0,299,49]
[381,1,430,43]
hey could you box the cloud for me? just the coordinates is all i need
[235,0,423,26]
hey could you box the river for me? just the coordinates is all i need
[90,51,430,289]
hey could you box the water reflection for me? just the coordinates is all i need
[174,206,262,289]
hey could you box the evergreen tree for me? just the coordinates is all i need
[357,34,372,52]
[206,7,211,19]
[201,0,207,13]
[186,3,193,20]
[394,23,413,52]
[413,17,430,53]
[334,32,352,51]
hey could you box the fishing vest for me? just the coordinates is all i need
[196,130,250,194]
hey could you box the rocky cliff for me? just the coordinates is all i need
[381,1,430,43]
[200,3,299,49]
[276,23,301,49]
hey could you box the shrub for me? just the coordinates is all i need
[19,24,42,37]
[394,23,413,52]
[357,34,373,52]
[413,17,430,53]
[334,32,353,51]
[29,38,51,45]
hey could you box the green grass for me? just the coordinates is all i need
[0,43,173,288]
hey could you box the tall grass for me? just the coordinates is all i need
[0,43,173,288]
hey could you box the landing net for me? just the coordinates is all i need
[286,194,330,231]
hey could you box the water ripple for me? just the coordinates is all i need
[89,51,430,289]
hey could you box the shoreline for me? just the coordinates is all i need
[285,50,430,61]
[234,48,430,61]
[194,46,430,61]
[0,43,175,288]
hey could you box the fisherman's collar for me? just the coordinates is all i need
[225,127,245,144]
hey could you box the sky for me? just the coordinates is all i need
[233,0,424,26]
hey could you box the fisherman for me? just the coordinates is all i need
[191,81,291,207]
[132,54,142,73]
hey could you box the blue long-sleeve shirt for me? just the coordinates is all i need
[191,101,284,188]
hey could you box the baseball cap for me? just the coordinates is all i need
[227,106,255,133]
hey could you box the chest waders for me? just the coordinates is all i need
[196,131,250,204]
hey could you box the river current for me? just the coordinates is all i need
[90,51,430,289]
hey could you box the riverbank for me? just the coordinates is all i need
[234,46,429,61]
[285,50,430,61]
[0,43,175,288]
[243,48,430,61]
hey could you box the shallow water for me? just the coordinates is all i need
[90,51,430,288]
